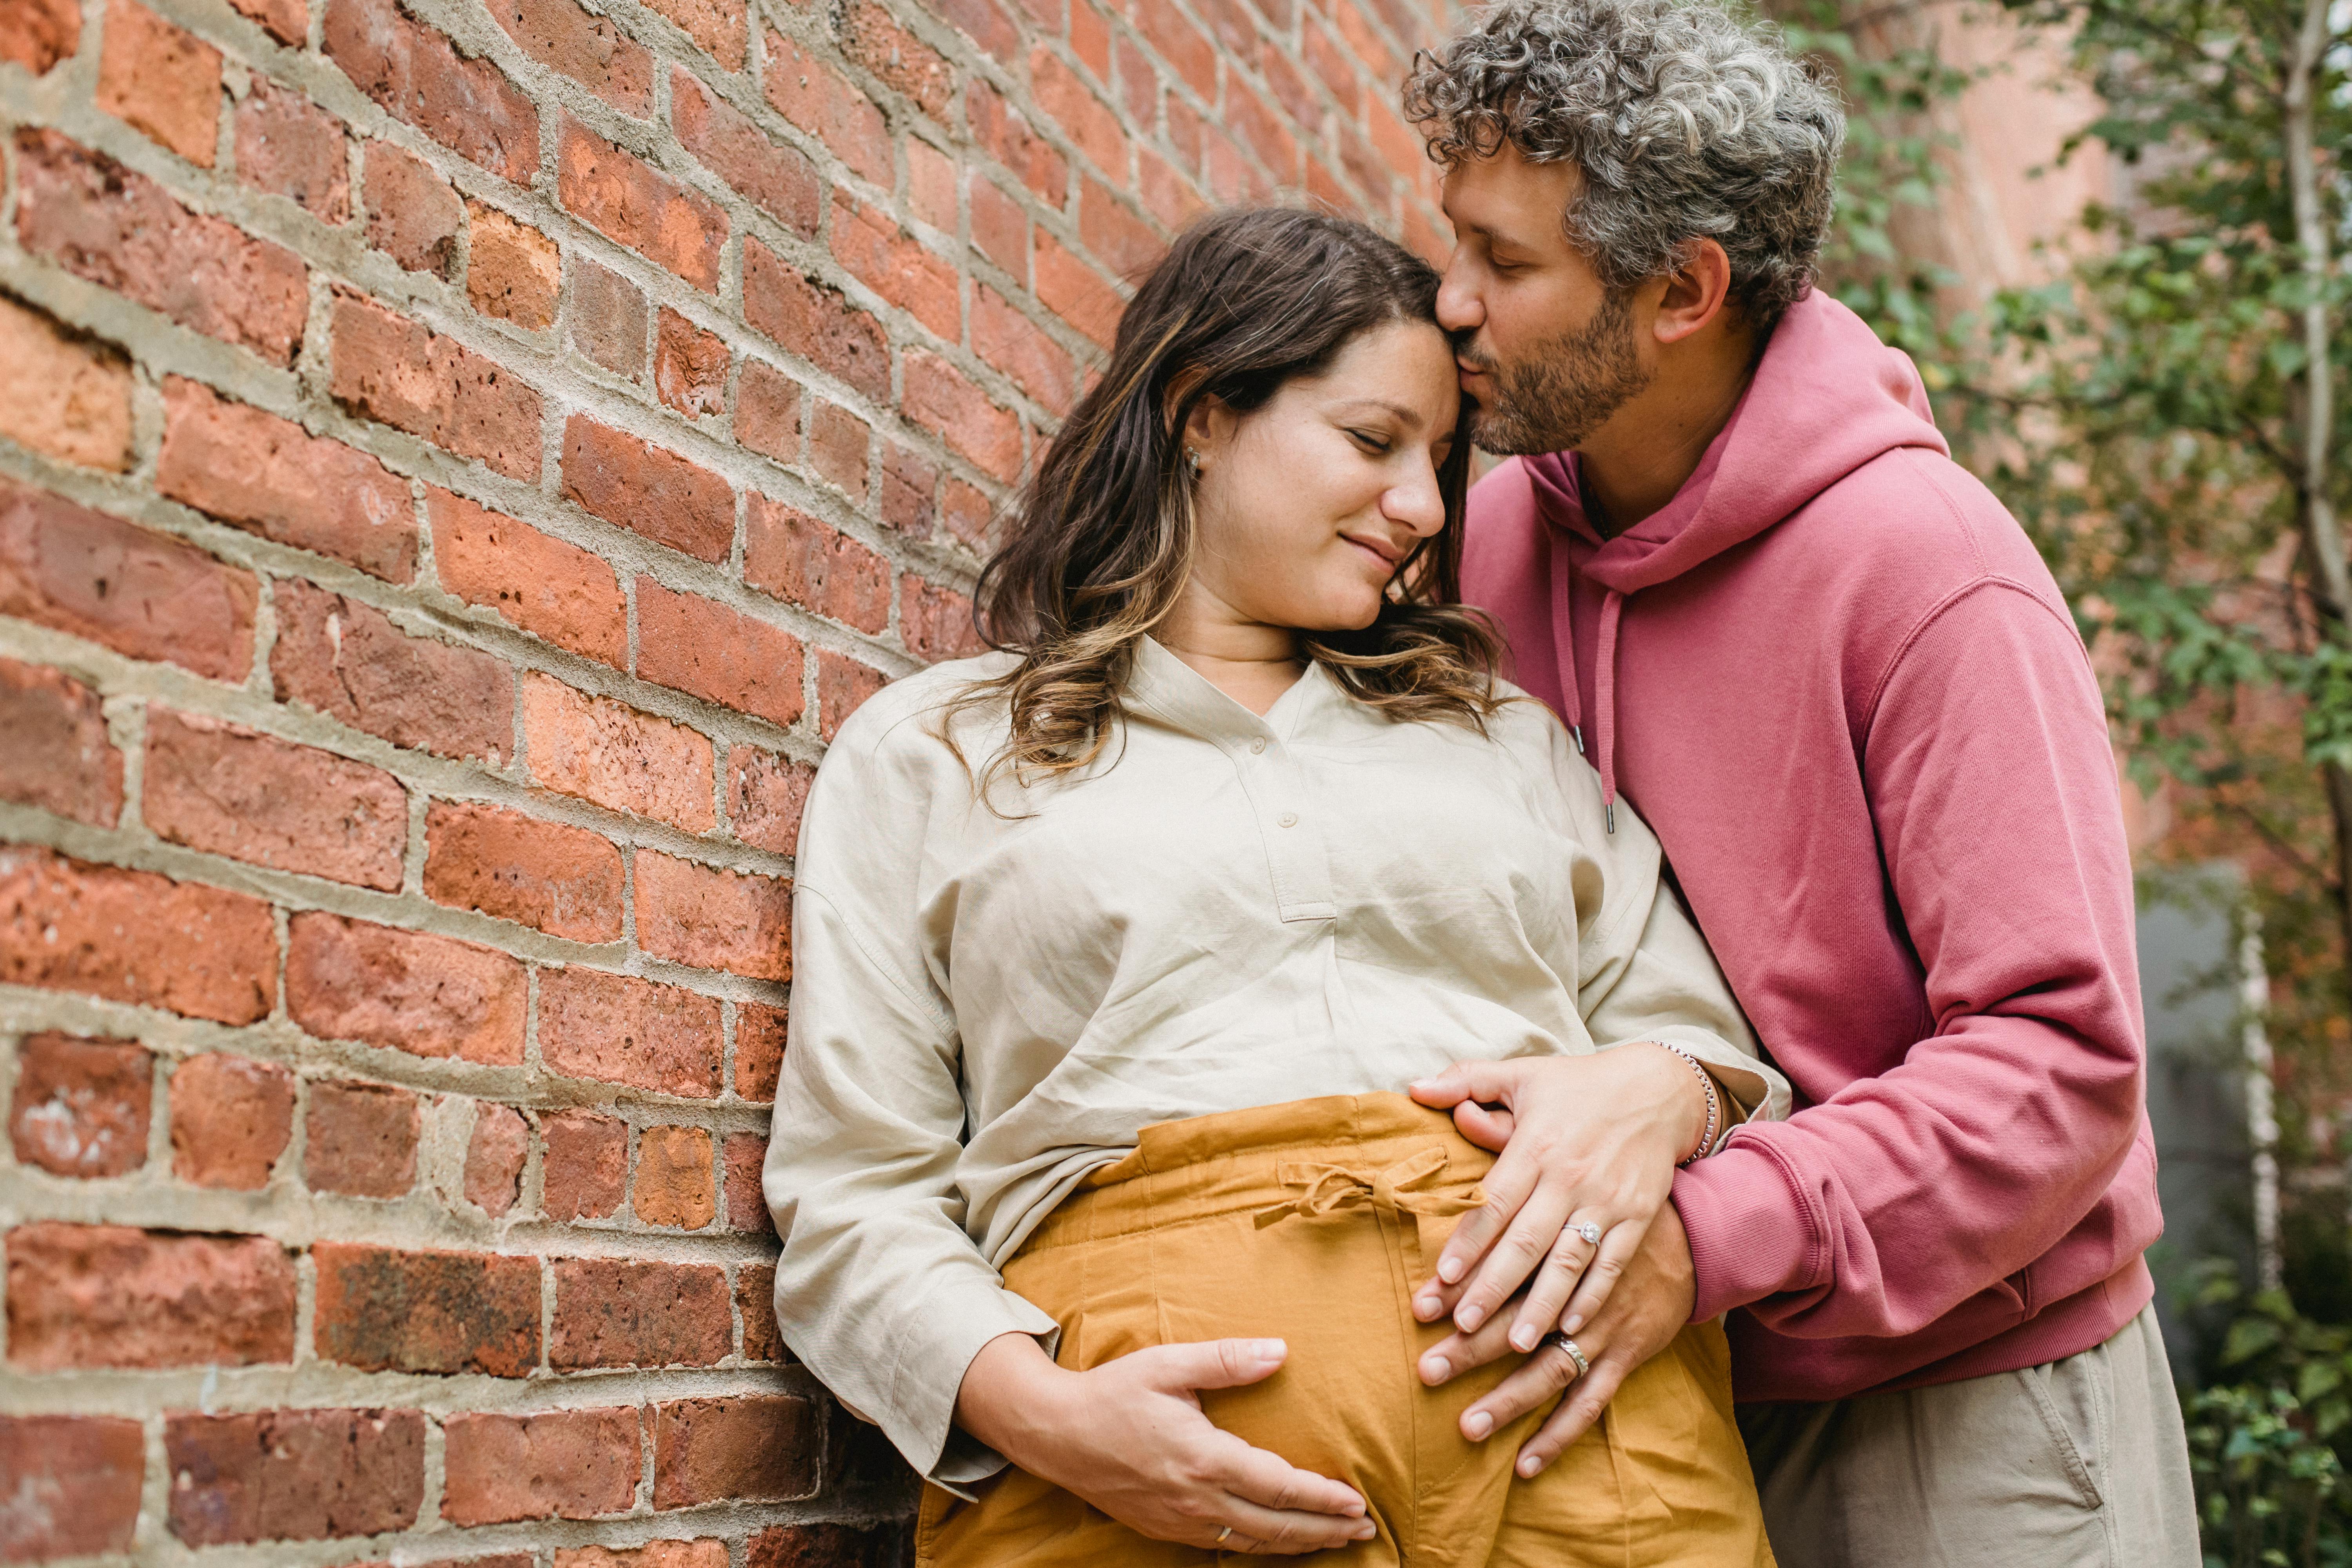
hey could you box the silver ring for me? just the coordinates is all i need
[1215,1525,1233,1545]
[1574,1220,1602,1246]
[1546,1332,1590,1378]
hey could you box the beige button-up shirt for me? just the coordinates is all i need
[764,638,1786,1483]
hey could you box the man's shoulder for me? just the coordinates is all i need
[1795,446,2054,595]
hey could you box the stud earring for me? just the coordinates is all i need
[1184,446,1204,481]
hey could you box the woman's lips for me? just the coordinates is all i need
[1344,535,1403,570]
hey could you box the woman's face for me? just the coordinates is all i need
[1183,318,1461,635]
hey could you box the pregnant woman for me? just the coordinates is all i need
[764,208,1786,1566]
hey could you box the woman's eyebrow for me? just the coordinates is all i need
[1331,398,1426,428]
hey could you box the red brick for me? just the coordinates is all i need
[840,0,951,120]
[325,0,537,180]
[561,1543,729,1568]
[761,28,888,185]
[272,580,514,762]
[569,256,650,378]
[735,357,802,463]
[634,851,791,980]
[363,139,462,275]
[808,399,870,499]
[15,128,307,365]
[632,1123,715,1229]
[974,283,1076,414]
[832,192,959,340]
[331,293,544,480]
[423,800,627,942]
[0,0,80,74]
[165,1408,424,1546]
[313,1242,541,1377]
[1030,47,1125,177]
[171,1053,296,1188]
[635,579,806,726]
[737,1261,783,1360]
[1072,0,1109,76]
[1137,141,1207,232]
[0,847,276,1024]
[236,79,350,220]
[541,1107,626,1218]
[0,291,133,472]
[143,708,408,891]
[1303,17,1360,110]
[96,0,221,163]
[970,172,1028,279]
[652,1395,822,1508]
[539,967,721,1096]
[735,1000,788,1099]
[304,1080,421,1198]
[228,0,305,44]
[743,239,890,401]
[748,1523,908,1568]
[942,474,992,550]
[522,674,717,831]
[441,1408,639,1524]
[817,648,887,739]
[552,1257,730,1368]
[0,658,121,826]
[287,911,528,1065]
[558,117,726,291]
[158,379,416,582]
[656,307,730,417]
[644,0,743,68]
[468,203,561,327]
[723,1132,773,1234]
[904,350,1022,482]
[465,1102,528,1215]
[1133,0,1216,99]
[1113,33,1153,124]
[908,135,955,230]
[9,1033,150,1178]
[878,440,936,537]
[673,67,817,234]
[561,414,734,562]
[0,1416,142,1561]
[1227,80,1300,183]
[744,495,888,632]
[5,1223,295,1369]
[901,575,982,662]
[966,79,1065,200]
[490,0,649,114]
[1035,229,1122,347]
[430,488,626,666]
[1080,174,1163,277]
[928,0,1015,55]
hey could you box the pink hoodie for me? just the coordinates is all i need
[1462,291,2162,1402]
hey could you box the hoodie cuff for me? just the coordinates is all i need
[1672,1139,1820,1323]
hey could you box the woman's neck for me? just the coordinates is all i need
[1157,585,1304,716]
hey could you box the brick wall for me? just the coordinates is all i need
[0,0,1450,1558]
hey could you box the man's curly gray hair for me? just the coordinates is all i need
[1404,0,1845,330]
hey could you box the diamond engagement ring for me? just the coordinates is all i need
[1574,1221,1602,1246]
[1546,1332,1590,1379]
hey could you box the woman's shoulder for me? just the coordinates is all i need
[828,652,1019,753]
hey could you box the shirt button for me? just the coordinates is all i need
[1250,737,1268,755]
[1278,812,1298,828]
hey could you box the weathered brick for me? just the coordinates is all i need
[673,67,817,234]
[541,1107,627,1218]
[490,0,649,114]
[0,294,133,470]
[817,648,887,739]
[1,479,255,680]
[644,0,743,68]
[655,307,730,417]
[521,673,717,831]
[422,799,627,942]
[907,134,955,229]
[5,1223,295,1369]
[901,574,982,662]
[841,0,951,120]
[468,203,561,328]
[0,1417,141,1561]
[551,1257,730,1367]
[967,79,1065,200]
[1035,229,1123,347]
[748,1522,909,1568]
[313,1242,541,1376]
[324,0,537,180]
[929,0,1016,55]
[165,1408,424,1546]
[744,494,889,632]
[561,1543,729,1568]
[157,377,417,582]
[743,240,891,401]
[1031,46,1125,178]
[8,1033,150,1178]
[726,743,812,862]
[304,1080,421,1198]
[969,171,1029,279]
[0,658,122,826]
[171,1053,296,1188]
[736,1261,784,1361]
[1134,0,1216,98]
[465,1102,528,1214]
[236,79,351,220]
[569,255,650,378]
[441,1408,640,1524]
[363,138,463,276]
[652,1395,822,1508]
[904,349,1022,481]
[96,0,221,163]
[0,846,276,1024]
[724,1131,774,1234]
[974,283,1077,414]
[734,1000,788,1099]
[878,439,936,537]
[228,0,305,44]
[941,473,992,550]
[633,851,792,980]
[538,967,722,1097]
[761,28,888,184]
[735,357,802,463]
[430,488,626,665]
[271,579,514,761]
[15,128,307,365]
[0,0,80,74]
[808,398,871,499]
[332,293,543,479]
[832,192,959,340]
[143,707,408,890]
[632,1123,715,1229]
[635,579,806,727]
[558,117,726,291]
[561,414,734,562]
[287,911,528,1065]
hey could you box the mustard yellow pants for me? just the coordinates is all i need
[920,1093,1774,1568]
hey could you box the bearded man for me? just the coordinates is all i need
[1397,2,2200,1561]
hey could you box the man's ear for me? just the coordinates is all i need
[1651,238,1737,348]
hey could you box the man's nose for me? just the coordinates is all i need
[1436,264,1482,335]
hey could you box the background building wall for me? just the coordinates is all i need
[0,0,1451,1560]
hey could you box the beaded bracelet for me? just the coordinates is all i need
[1652,1042,1722,1167]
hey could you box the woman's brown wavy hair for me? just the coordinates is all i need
[949,206,1505,798]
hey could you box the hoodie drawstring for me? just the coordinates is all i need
[1549,537,1623,833]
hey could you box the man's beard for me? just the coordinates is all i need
[1460,289,1651,456]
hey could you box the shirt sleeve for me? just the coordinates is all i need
[763,703,1060,1489]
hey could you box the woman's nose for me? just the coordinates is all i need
[1386,464,1447,537]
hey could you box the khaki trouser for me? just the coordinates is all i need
[1737,1303,2199,1566]
[920,1093,1775,1568]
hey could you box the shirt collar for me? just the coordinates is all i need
[1125,636,1338,746]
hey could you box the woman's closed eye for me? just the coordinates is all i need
[1348,428,1394,456]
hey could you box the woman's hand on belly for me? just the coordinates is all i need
[954,1330,1378,1554]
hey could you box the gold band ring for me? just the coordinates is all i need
[1216,1524,1234,1545]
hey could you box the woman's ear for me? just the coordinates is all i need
[1180,396,1238,471]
